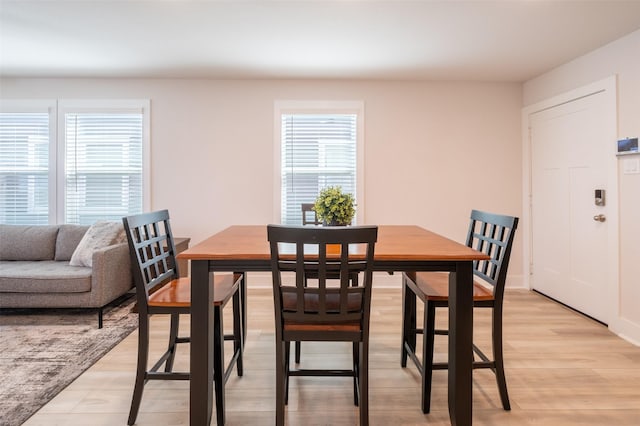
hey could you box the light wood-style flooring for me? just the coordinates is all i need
[24,287,640,425]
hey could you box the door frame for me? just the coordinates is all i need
[521,75,619,325]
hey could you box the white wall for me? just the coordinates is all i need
[524,29,640,344]
[0,78,524,284]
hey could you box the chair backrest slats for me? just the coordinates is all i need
[123,210,179,311]
[268,225,377,327]
[466,210,518,299]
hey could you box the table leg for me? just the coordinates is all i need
[448,261,473,425]
[401,275,417,367]
[190,260,214,425]
[237,272,248,346]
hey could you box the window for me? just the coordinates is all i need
[0,101,55,225]
[0,99,149,225]
[64,112,144,224]
[275,101,364,225]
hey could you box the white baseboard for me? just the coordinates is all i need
[610,316,640,346]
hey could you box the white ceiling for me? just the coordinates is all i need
[2,0,640,82]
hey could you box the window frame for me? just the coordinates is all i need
[273,100,365,225]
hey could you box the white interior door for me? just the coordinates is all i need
[530,91,610,323]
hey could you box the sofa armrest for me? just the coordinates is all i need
[90,242,134,306]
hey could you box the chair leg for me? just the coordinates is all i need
[401,275,417,367]
[358,340,369,426]
[128,314,149,425]
[214,306,225,426]
[233,288,244,377]
[352,342,359,406]
[284,341,291,404]
[275,339,286,426]
[422,302,436,414]
[294,273,312,365]
[492,305,511,410]
[165,313,180,372]
[295,341,301,363]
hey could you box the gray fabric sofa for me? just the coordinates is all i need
[0,224,133,327]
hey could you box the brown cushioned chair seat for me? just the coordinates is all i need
[282,291,362,312]
[282,288,363,331]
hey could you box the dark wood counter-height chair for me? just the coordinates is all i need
[268,225,378,426]
[301,202,322,226]
[123,210,243,426]
[401,210,518,414]
[296,202,360,363]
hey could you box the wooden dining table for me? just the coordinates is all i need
[177,225,489,426]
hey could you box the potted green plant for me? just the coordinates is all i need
[313,186,356,226]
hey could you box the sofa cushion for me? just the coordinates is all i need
[0,225,60,261]
[0,260,92,293]
[69,221,125,267]
[55,225,90,261]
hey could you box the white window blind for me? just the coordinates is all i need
[64,113,143,224]
[0,112,50,225]
[281,113,357,225]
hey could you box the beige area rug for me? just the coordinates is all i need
[0,296,137,426]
